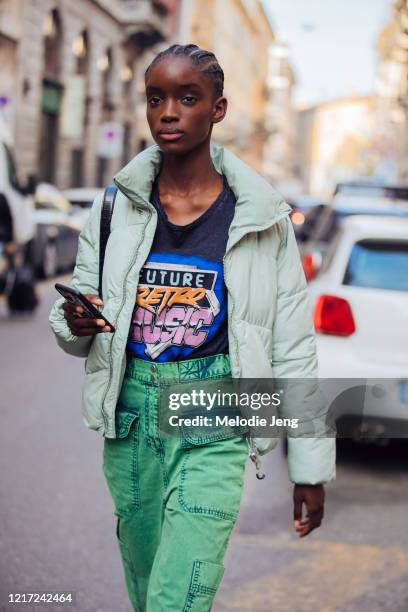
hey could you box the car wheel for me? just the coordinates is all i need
[40,241,58,279]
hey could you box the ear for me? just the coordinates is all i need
[212,96,228,124]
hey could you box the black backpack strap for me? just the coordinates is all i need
[99,185,118,299]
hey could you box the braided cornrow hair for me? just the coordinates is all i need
[145,43,224,98]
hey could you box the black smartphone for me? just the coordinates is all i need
[55,283,115,332]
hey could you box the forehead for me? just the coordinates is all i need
[145,55,209,90]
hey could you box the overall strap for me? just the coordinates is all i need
[99,185,118,299]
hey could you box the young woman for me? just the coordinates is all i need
[49,44,335,611]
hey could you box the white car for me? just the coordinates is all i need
[32,183,82,278]
[62,187,103,226]
[308,215,408,439]
[0,115,36,246]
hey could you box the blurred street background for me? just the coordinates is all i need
[1,0,408,610]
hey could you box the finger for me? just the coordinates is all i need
[294,518,309,528]
[300,511,323,536]
[62,302,76,313]
[74,318,106,329]
[72,328,102,336]
[293,520,309,534]
[293,495,303,522]
[84,294,104,307]
[68,321,104,335]
[295,519,311,537]
[297,527,310,537]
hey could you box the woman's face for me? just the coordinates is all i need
[145,56,227,155]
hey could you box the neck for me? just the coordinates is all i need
[158,138,220,196]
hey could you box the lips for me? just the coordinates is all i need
[157,129,184,141]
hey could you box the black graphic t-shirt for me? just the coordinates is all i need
[126,174,236,361]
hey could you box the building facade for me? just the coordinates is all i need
[0,0,179,189]
[374,0,408,183]
[295,97,376,198]
[262,40,296,188]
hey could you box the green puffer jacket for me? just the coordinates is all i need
[49,143,336,485]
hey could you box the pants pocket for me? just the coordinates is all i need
[102,412,141,518]
[178,436,247,522]
[183,560,225,612]
[179,410,249,449]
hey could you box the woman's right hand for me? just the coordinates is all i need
[62,294,112,336]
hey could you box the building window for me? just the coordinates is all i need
[98,47,114,106]
[97,157,109,187]
[43,9,62,79]
[73,30,89,76]
[122,122,131,166]
[120,62,134,96]
[71,148,84,187]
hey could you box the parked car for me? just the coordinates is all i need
[308,215,408,441]
[32,183,82,279]
[333,179,408,207]
[289,195,329,244]
[299,198,408,282]
[62,187,103,226]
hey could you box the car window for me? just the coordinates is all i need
[309,208,342,244]
[343,240,408,291]
[384,187,408,200]
[336,185,387,198]
[73,200,93,208]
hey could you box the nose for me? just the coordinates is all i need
[160,98,179,123]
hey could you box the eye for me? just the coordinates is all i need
[181,95,197,105]
[148,96,162,107]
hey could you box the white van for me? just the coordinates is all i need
[0,114,35,247]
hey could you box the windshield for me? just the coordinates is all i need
[343,240,408,291]
[309,208,408,245]
[336,184,408,200]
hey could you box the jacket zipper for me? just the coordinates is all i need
[248,436,266,480]
[223,208,291,480]
[100,200,154,434]
[224,253,264,479]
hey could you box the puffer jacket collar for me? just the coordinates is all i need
[113,143,292,252]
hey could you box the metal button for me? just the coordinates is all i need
[150,364,157,372]
[150,375,156,383]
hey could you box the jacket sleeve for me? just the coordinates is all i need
[48,193,103,358]
[271,216,336,485]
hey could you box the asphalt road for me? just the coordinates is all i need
[0,276,408,612]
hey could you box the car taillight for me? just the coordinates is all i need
[314,294,356,336]
[301,251,323,282]
[302,253,317,282]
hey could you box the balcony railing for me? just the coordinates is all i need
[0,0,22,41]
[93,0,168,46]
[119,0,168,46]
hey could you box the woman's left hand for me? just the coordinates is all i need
[293,484,325,538]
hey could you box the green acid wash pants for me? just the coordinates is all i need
[102,353,249,612]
